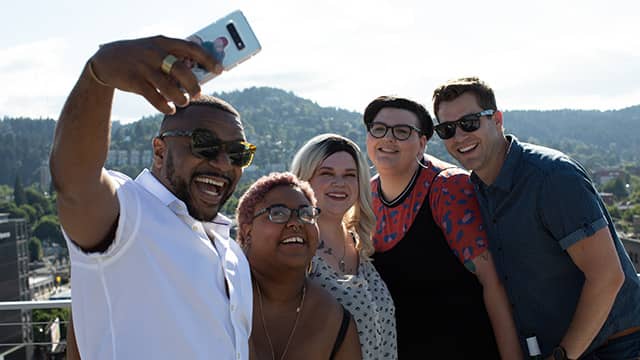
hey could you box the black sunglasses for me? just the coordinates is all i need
[253,204,321,225]
[158,128,256,168]
[434,109,495,140]
[367,122,422,141]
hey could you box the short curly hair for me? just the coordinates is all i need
[235,172,317,248]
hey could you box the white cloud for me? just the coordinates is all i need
[0,39,78,118]
[2,0,640,122]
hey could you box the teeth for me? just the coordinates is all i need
[379,147,396,153]
[281,237,304,244]
[458,144,478,153]
[195,176,224,187]
[327,193,347,198]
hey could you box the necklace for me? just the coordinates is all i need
[336,238,347,273]
[320,226,352,273]
[256,280,306,360]
[322,237,347,273]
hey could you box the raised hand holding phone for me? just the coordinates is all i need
[184,10,261,85]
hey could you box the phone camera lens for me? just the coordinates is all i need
[226,23,245,50]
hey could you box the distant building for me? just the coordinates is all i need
[117,150,129,166]
[627,166,640,177]
[0,213,33,358]
[600,192,615,206]
[106,150,118,167]
[29,275,54,301]
[622,237,640,273]
[141,150,152,167]
[130,150,141,167]
[593,169,624,185]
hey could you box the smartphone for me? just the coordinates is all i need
[185,10,261,84]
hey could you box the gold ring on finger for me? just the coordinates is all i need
[161,54,178,75]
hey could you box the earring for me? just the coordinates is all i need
[243,235,251,250]
[416,154,429,169]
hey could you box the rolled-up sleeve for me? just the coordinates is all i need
[539,166,608,250]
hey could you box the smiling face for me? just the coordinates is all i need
[244,185,319,273]
[152,105,244,221]
[366,107,427,176]
[436,92,507,184]
[309,151,358,221]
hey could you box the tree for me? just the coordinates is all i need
[0,184,11,201]
[0,201,28,220]
[602,177,628,200]
[33,215,64,246]
[13,175,26,206]
[25,186,52,217]
[31,308,70,354]
[29,237,43,262]
[19,203,37,224]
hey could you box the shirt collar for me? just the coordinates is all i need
[470,135,522,192]
[134,169,232,233]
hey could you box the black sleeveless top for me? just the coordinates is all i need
[329,307,352,360]
[372,167,500,359]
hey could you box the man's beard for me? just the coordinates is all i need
[165,150,230,221]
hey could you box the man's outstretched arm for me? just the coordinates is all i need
[49,36,220,249]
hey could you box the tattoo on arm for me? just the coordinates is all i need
[479,252,489,262]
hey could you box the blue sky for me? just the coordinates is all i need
[2,0,640,123]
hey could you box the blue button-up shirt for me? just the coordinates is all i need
[470,135,640,357]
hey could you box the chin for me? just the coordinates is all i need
[187,202,221,222]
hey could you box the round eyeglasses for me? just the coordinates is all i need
[367,122,422,141]
[253,204,321,225]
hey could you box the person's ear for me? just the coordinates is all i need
[419,135,427,154]
[494,110,504,128]
[240,224,252,248]
[152,137,166,170]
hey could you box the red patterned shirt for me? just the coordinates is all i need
[372,154,488,269]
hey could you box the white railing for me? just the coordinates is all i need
[0,300,71,359]
[0,300,71,311]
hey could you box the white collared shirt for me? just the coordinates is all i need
[65,169,252,360]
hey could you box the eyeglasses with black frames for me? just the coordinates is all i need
[434,109,495,140]
[158,128,257,168]
[367,122,422,141]
[253,204,321,225]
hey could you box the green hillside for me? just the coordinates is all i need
[2,87,640,191]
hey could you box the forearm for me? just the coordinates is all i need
[559,273,623,358]
[50,59,121,248]
[483,281,523,359]
[473,251,523,359]
[50,60,115,197]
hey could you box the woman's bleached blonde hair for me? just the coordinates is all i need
[290,133,376,258]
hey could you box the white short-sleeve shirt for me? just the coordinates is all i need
[65,169,252,360]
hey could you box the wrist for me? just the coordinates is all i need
[552,345,574,360]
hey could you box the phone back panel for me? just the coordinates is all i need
[187,10,261,84]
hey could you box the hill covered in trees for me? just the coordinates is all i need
[2,86,640,190]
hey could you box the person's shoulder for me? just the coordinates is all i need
[518,141,584,176]
[306,281,344,320]
[424,154,471,183]
[296,282,349,358]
